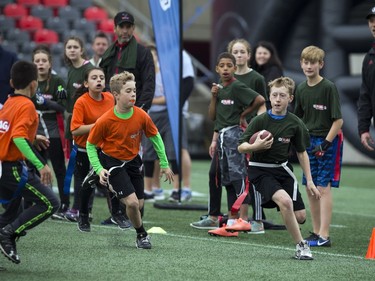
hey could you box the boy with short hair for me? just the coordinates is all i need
[294,46,343,247]
[86,71,174,249]
[238,76,319,260]
[205,52,265,237]
[0,61,60,264]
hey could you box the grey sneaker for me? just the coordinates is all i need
[136,233,152,249]
[111,212,132,230]
[190,217,219,230]
[295,240,313,260]
[248,220,265,234]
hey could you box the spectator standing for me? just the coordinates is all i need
[294,46,343,247]
[358,6,375,152]
[89,32,110,67]
[0,32,18,107]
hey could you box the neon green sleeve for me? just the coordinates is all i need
[149,133,169,168]
[13,138,45,170]
[86,141,103,174]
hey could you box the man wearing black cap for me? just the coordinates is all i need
[100,11,155,111]
[99,11,155,227]
[358,6,375,151]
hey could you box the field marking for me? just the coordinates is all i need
[49,219,365,260]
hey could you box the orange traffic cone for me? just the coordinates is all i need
[365,227,375,259]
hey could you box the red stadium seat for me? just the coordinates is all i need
[16,0,41,7]
[33,28,59,44]
[18,15,43,32]
[84,6,108,22]
[98,18,114,33]
[41,0,68,8]
[3,3,28,19]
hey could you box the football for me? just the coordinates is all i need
[249,130,272,144]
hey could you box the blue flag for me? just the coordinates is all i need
[149,0,181,165]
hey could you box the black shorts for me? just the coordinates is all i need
[248,165,305,211]
[99,152,144,200]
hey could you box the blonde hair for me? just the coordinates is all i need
[268,76,295,96]
[300,45,325,63]
[109,71,135,93]
[227,38,251,55]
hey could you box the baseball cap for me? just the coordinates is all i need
[114,11,135,26]
[366,6,375,19]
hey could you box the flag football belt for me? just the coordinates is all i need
[248,161,297,201]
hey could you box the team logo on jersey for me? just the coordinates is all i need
[221,99,234,105]
[0,120,10,133]
[278,137,291,144]
[160,0,171,11]
[130,130,142,139]
[73,82,82,89]
[313,104,327,110]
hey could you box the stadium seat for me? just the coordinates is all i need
[69,0,92,11]
[33,28,59,44]
[50,42,64,56]
[30,5,53,21]
[84,6,108,22]
[41,0,67,8]
[72,18,96,41]
[20,40,37,55]
[1,40,19,53]
[6,28,31,46]
[45,17,69,37]
[3,3,28,19]
[58,6,80,25]
[98,18,114,33]
[16,0,41,7]
[18,15,43,33]
[62,29,86,42]
[0,0,14,8]
[0,15,16,35]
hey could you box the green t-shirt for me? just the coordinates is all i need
[239,112,310,163]
[235,69,267,121]
[33,74,66,138]
[294,78,342,136]
[214,79,259,131]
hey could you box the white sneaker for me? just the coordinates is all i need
[248,220,265,234]
[152,188,165,200]
[181,189,192,202]
[295,240,313,260]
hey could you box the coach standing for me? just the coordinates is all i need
[358,6,375,151]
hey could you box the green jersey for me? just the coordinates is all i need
[239,111,310,163]
[294,78,342,136]
[214,79,259,131]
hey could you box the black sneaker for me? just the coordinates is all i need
[82,168,99,190]
[168,190,179,202]
[111,212,132,230]
[78,214,91,232]
[0,225,20,264]
[136,233,152,249]
[304,231,319,242]
[51,204,68,220]
[144,192,155,203]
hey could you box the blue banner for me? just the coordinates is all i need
[149,0,181,165]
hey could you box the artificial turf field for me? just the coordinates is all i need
[1,160,375,281]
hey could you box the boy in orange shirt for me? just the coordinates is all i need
[86,71,174,249]
[0,61,59,264]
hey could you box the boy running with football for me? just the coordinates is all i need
[238,76,320,260]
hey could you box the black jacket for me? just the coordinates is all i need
[100,40,155,111]
[358,46,375,135]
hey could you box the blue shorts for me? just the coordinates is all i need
[302,131,343,188]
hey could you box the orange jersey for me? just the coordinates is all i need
[0,95,38,161]
[88,106,158,160]
[70,92,114,148]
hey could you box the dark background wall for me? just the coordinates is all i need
[211,0,375,161]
